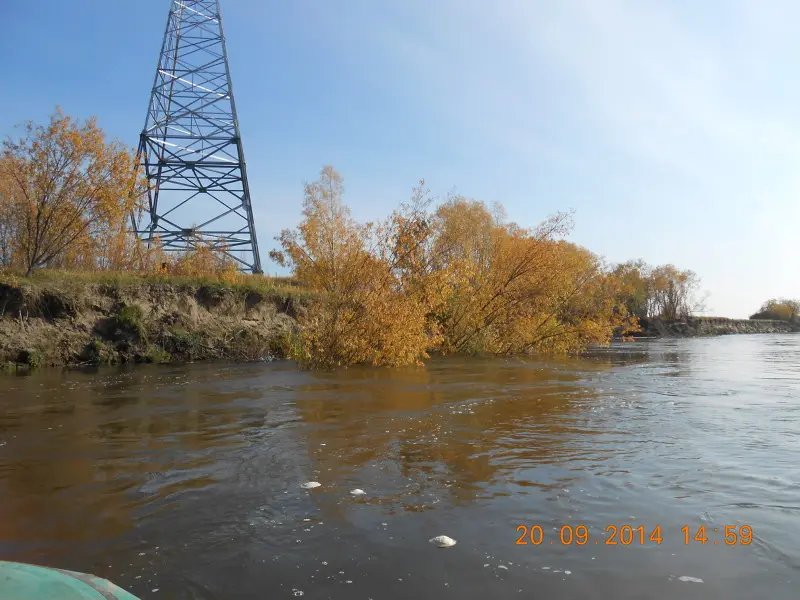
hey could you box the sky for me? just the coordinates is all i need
[2,0,799,318]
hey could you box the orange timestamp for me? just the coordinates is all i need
[515,524,753,546]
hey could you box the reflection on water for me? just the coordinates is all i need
[0,335,798,600]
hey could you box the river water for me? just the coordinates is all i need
[0,335,798,599]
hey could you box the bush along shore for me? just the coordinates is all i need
[0,274,311,371]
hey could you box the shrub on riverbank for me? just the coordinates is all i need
[270,167,640,369]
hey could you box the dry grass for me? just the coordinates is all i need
[0,268,311,369]
[0,268,313,304]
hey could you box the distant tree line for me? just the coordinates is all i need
[750,299,799,322]
[610,260,706,321]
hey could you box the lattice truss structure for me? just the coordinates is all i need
[132,0,262,273]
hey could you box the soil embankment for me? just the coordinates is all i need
[0,279,308,369]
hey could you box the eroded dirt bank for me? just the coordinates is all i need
[0,281,307,369]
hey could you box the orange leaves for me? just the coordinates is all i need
[432,204,583,355]
[166,241,242,282]
[271,166,369,294]
[272,167,435,369]
[293,254,433,368]
[0,108,144,274]
[274,167,640,368]
[129,236,244,283]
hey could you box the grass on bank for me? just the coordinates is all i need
[0,268,315,305]
[0,268,311,370]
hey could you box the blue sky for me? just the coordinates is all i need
[3,0,799,318]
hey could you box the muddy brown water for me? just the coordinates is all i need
[0,335,798,599]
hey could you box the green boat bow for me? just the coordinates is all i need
[0,561,140,600]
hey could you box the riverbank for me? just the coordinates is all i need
[2,275,797,371]
[634,316,798,337]
[0,272,311,370]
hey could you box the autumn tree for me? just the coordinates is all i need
[270,166,434,368]
[648,264,704,319]
[612,260,652,319]
[386,181,457,321]
[0,108,142,275]
[270,166,365,292]
[432,203,568,353]
[611,260,705,321]
[427,200,636,354]
[273,168,642,367]
[750,298,799,322]
[528,242,638,351]
[431,196,497,271]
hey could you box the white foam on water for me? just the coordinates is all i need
[301,481,321,489]
[429,535,457,547]
[678,576,704,583]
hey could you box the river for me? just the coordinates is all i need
[0,335,798,599]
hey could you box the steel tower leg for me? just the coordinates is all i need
[132,0,262,273]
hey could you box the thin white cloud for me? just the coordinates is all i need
[515,0,800,181]
[362,0,800,186]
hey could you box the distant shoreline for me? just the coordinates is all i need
[626,316,798,338]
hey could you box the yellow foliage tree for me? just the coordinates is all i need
[0,108,143,275]
[430,201,636,355]
[273,166,640,368]
[386,181,456,321]
[431,196,497,271]
[270,166,434,368]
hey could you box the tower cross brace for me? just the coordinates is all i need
[132,0,262,273]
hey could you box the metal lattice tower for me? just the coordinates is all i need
[132,0,262,273]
